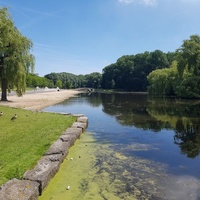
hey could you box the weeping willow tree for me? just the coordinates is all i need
[0,7,34,101]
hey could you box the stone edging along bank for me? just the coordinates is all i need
[0,115,88,200]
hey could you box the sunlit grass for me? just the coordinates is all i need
[0,105,77,185]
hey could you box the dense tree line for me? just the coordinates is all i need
[100,35,200,99]
[43,72,102,89]
[101,50,173,91]
[26,74,54,88]
[29,35,200,99]
[44,72,80,89]
[26,72,102,89]
[1,7,199,99]
[148,35,200,98]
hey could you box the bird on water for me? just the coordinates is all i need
[11,114,17,121]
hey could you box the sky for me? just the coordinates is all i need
[0,0,200,76]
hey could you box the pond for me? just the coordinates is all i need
[40,92,200,200]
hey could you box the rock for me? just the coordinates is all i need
[59,127,83,146]
[59,134,77,146]
[77,116,88,124]
[1,115,89,198]
[23,157,60,195]
[44,154,64,165]
[71,122,87,131]
[45,138,69,157]
[72,114,85,117]
[0,178,39,200]
[64,127,82,135]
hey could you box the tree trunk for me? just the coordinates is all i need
[1,78,7,101]
[0,54,8,101]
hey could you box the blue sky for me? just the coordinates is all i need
[0,0,200,76]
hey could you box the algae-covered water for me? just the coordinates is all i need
[41,92,200,200]
[39,133,167,200]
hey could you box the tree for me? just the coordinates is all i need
[101,50,170,91]
[55,79,62,89]
[44,72,80,89]
[176,35,200,77]
[0,8,34,101]
[175,76,200,98]
[175,35,200,98]
[26,74,53,88]
[84,72,102,88]
[147,35,200,98]
[147,61,178,96]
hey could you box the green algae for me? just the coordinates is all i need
[39,133,167,200]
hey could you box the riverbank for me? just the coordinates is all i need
[0,115,88,200]
[0,89,82,111]
[0,89,89,199]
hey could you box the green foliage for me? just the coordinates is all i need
[176,76,200,98]
[55,79,62,88]
[44,72,79,89]
[77,74,87,88]
[26,73,53,88]
[102,50,171,91]
[0,106,77,185]
[148,35,200,99]
[147,61,178,97]
[84,72,102,88]
[44,72,102,89]
[176,35,200,77]
[0,8,35,100]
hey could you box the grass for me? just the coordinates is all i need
[0,105,77,186]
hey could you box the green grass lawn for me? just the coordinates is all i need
[0,105,77,186]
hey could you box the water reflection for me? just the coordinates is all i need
[174,121,200,158]
[43,92,200,199]
[90,92,200,158]
[145,97,200,159]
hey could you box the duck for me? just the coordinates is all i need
[0,111,3,116]
[11,114,17,121]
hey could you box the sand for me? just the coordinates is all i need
[0,89,82,111]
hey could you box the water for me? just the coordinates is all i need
[40,92,200,200]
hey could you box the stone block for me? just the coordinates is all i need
[23,157,60,195]
[77,116,88,124]
[43,154,65,165]
[1,115,89,198]
[72,114,85,117]
[71,122,87,131]
[0,178,39,200]
[45,138,69,156]
[59,134,77,147]
[64,127,82,137]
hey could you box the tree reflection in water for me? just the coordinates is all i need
[100,92,200,158]
[43,92,200,199]
[174,119,200,158]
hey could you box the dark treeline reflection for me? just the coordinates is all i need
[147,97,200,158]
[86,92,200,158]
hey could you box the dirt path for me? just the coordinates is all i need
[0,89,82,111]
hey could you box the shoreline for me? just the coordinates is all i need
[0,116,88,199]
[0,89,82,111]
[0,89,89,199]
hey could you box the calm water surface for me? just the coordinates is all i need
[40,92,200,200]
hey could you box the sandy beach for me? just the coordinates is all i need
[0,89,82,111]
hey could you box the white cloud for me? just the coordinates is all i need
[118,0,134,3]
[118,0,157,6]
[142,0,157,6]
